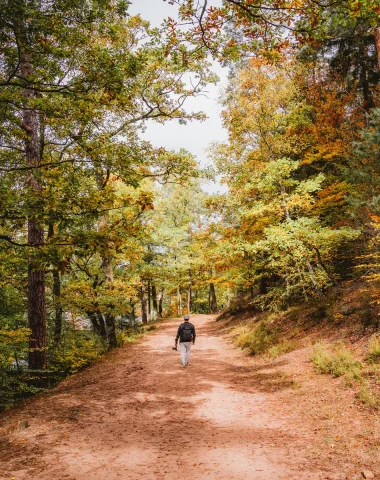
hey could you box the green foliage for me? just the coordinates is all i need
[357,382,380,409]
[267,341,297,358]
[367,335,380,363]
[50,331,106,375]
[0,370,43,411]
[0,327,44,411]
[310,341,380,410]
[116,323,146,346]
[310,342,363,382]
[234,319,278,355]
[0,327,30,363]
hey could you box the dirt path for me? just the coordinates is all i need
[0,315,373,480]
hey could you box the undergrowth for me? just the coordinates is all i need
[367,334,380,363]
[234,319,278,355]
[310,341,380,409]
[233,317,297,357]
[50,331,107,375]
[268,341,297,358]
[310,342,363,383]
[0,324,147,412]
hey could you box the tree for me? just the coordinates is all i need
[209,59,362,308]
[0,0,214,364]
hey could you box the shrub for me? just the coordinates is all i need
[310,342,363,382]
[357,382,380,409]
[0,327,44,411]
[116,330,143,346]
[310,304,328,321]
[145,325,157,332]
[268,341,296,358]
[367,334,380,363]
[50,331,106,375]
[234,320,278,355]
[0,368,43,411]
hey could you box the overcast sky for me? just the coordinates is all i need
[128,0,229,193]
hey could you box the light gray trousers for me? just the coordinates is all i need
[180,342,192,366]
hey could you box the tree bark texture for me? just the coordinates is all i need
[158,289,164,317]
[140,284,148,324]
[47,224,62,344]
[148,279,151,316]
[52,269,63,344]
[151,284,158,321]
[209,283,218,313]
[259,277,267,295]
[375,27,380,70]
[187,282,191,314]
[22,55,46,370]
[177,286,182,317]
[98,214,117,348]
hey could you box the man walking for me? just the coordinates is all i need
[175,314,196,367]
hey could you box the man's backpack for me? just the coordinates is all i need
[181,323,193,342]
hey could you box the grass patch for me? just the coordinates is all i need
[367,334,380,363]
[310,341,380,410]
[145,325,157,332]
[357,382,380,409]
[234,319,278,355]
[310,342,363,382]
[117,330,143,345]
[268,341,297,358]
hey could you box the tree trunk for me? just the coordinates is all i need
[140,284,148,324]
[105,313,117,348]
[98,214,117,348]
[130,298,136,329]
[209,283,218,313]
[87,311,106,338]
[97,314,107,338]
[102,253,117,347]
[375,27,380,70]
[151,284,158,321]
[52,269,63,344]
[177,286,182,317]
[227,288,231,308]
[306,260,322,296]
[22,55,46,370]
[158,289,164,317]
[259,276,267,295]
[187,282,191,314]
[47,224,62,344]
[148,279,151,318]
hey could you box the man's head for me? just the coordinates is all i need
[184,314,190,322]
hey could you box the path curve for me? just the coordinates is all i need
[0,315,344,479]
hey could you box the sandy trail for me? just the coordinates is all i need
[0,315,355,479]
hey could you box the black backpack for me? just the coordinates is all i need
[181,323,193,342]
